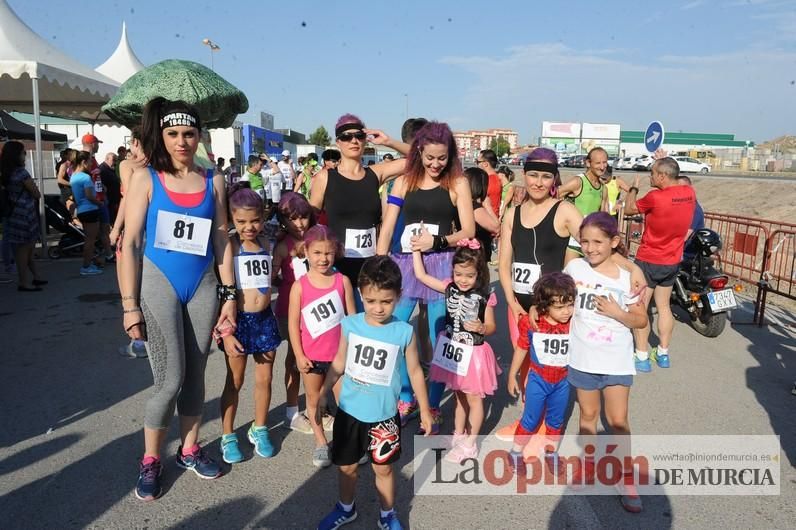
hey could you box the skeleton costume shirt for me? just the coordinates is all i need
[444,282,488,346]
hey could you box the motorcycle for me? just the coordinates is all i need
[672,228,738,337]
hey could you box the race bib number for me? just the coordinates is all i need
[512,262,541,294]
[236,254,271,290]
[269,176,282,203]
[432,335,474,377]
[301,290,345,339]
[94,179,104,193]
[400,223,439,253]
[153,210,212,256]
[281,167,293,190]
[345,333,399,386]
[291,256,309,280]
[531,333,570,367]
[344,227,376,258]
[576,286,631,323]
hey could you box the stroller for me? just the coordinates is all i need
[44,195,85,259]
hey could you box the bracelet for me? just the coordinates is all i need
[123,307,142,314]
[432,235,449,252]
[216,284,237,301]
[628,186,639,194]
[121,295,137,302]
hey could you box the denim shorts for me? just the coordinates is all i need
[567,366,633,390]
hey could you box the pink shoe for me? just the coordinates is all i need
[444,442,478,463]
[446,431,468,449]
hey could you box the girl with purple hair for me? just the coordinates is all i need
[309,114,410,308]
[376,121,475,433]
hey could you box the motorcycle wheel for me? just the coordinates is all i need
[690,308,727,337]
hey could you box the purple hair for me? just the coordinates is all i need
[580,211,627,256]
[403,121,461,192]
[526,147,562,196]
[228,183,263,212]
[334,114,365,137]
[303,224,344,258]
[276,191,316,227]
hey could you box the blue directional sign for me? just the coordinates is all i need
[645,121,665,153]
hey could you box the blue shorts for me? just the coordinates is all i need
[232,308,281,355]
[98,204,110,224]
[567,367,633,390]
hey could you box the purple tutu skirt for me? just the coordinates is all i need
[429,335,501,398]
[391,251,453,302]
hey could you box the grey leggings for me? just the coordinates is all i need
[141,256,218,429]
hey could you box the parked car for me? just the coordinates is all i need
[566,154,586,168]
[631,155,654,171]
[673,156,711,173]
[615,156,642,170]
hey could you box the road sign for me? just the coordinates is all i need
[645,121,665,153]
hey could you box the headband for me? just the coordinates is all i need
[524,160,558,175]
[160,111,199,129]
[335,122,364,137]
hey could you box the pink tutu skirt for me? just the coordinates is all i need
[429,336,502,398]
[391,251,453,302]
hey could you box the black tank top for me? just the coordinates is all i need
[403,186,457,236]
[510,201,569,310]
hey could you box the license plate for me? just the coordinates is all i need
[707,289,737,311]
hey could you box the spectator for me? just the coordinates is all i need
[476,149,502,218]
[215,156,226,175]
[239,154,265,198]
[321,149,341,170]
[70,150,104,276]
[99,152,122,225]
[677,175,704,238]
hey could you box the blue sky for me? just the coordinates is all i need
[8,0,796,143]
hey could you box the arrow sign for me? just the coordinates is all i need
[645,121,665,153]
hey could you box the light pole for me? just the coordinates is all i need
[202,38,220,71]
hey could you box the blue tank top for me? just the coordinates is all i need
[234,234,270,295]
[144,166,215,304]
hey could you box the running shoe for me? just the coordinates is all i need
[634,354,652,373]
[444,442,478,464]
[248,425,274,458]
[289,413,313,434]
[176,445,222,479]
[317,502,358,530]
[416,407,441,435]
[221,433,243,464]
[135,458,162,501]
[119,339,148,358]
[617,480,643,513]
[377,510,403,530]
[80,264,103,276]
[650,347,670,368]
[322,413,335,432]
[397,399,418,426]
[446,432,468,449]
[495,419,520,442]
[313,445,331,468]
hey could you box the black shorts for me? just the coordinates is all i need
[332,408,401,466]
[635,259,679,288]
[77,210,100,224]
[308,361,332,375]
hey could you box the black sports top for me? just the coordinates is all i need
[402,186,457,238]
[510,201,569,310]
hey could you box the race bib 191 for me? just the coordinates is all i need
[531,332,570,367]
[153,210,212,256]
[236,254,271,290]
[292,256,309,280]
[400,223,439,253]
[345,333,399,386]
[432,335,474,377]
[344,227,376,258]
[301,289,345,339]
[512,262,541,294]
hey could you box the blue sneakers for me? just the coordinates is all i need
[221,433,243,464]
[176,445,222,479]
[248,424,275,458]
[318,502,358,530]
[135,458,162,501]
[650,348,670,368]
[634,354,652,373]
[378,511,403,530]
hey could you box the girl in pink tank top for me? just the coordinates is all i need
[288,225,356,465]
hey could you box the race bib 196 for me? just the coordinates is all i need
[345,333,399,386]
[236,254,271,290]
[512,262,541,294]
[344,227,377,258]
[531,332,570,367]
[153,210,212,256]
[401,223,439,253]
[301,290,345,339]
[292,256,309,280]
[432,335,474,377]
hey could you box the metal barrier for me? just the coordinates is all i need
[704,213,769,285]
[755,229,796,326]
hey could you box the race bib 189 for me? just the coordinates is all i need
[344,227,377,258]
[301,290,345,339]
[153,210,212,256]
[292,256,309,280]
[512,262,541,294]
[432,335,474,377]
[236,254,271,290]
[345,333,399,386]
[401,223,439,253]
[531,332,570,367]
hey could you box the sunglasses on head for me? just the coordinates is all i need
[337,131,367,142]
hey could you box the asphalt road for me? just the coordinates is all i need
[0,260,794,529]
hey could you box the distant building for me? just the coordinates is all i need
[454,128,519,160]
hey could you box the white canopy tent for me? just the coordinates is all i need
[96,22,145,85]
[0,0,119,245]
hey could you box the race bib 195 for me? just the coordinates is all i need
[153,210,212,256]
[432,335,474,376]
[401,223,439,253]
[512,262,541,294]
[345,333,399,386]
[344,227,376,258]
[301,290,345,339]
[531,332,570,367]
[236,254,271,290]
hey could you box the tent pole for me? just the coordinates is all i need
[31,76,47,256]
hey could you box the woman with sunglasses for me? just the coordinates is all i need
[309,114,409,308]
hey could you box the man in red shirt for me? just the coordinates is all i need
[476,149,502,218]
[625,155,695,372]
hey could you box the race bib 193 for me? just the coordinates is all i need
[401,223,439,253]
[153,210,212,256]
[531,332,570,367]
[236,254,271,290]
[512,262,541,294]
[344,227,376,258]
[432,335,474,376]
[345,333,399,386]
[301,289,345,339]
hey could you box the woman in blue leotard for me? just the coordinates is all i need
[119,97,236,501]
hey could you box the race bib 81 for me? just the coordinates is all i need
[153,210,212,256]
